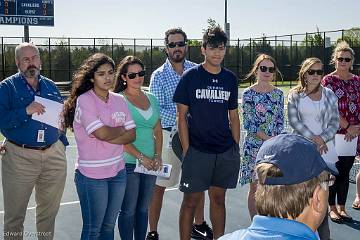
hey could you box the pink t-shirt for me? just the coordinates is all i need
[73,90,136,179]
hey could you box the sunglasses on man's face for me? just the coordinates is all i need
[337,57,352,62]
[167,41,187,48]
[259,66,276,73]
[307,69,324,76]
[127,70,145,79]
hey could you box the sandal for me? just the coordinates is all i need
[329,210,343,224]
[352,200,360,210]
[338,210,353,222]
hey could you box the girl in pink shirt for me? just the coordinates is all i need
[63,53,135,239]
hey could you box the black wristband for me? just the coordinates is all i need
[345,123,350,130]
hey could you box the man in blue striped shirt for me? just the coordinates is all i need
[147,28,212,240]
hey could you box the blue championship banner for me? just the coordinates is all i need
[0,0,54,26]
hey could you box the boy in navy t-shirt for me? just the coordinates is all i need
[173,26,240,240]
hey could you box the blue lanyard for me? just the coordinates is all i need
[21,75,41,96]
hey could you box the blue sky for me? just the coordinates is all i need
[0,0,359,40]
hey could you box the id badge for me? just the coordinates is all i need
[37,130,45,143]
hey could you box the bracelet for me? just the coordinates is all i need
[137,153,144,164]
[345,123,350,130]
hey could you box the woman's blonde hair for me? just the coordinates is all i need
[244,53,282,82]
[331,41,355,69]
[291,57,323,94]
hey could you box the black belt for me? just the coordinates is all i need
[162,127,172,132]
[7,139,53,151]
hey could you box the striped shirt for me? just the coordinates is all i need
[73,90,135,179]
[287,87,339,143]
[149,58,196,128]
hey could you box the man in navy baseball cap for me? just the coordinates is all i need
[220,133,338,240]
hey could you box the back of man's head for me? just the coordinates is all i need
[256,163,328,219]
[255,134,337,224]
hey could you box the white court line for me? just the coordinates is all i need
[0,187,179,214]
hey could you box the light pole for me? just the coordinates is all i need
[224,0,230,44]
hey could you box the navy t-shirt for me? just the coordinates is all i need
[173,64,238,154]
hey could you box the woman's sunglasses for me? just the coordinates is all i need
[167,41,187,48]
[337,57,352,62]
[259,66,276,73]
[127,70,145,79]
[307,69,324,75]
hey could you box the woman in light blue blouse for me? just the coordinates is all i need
[240,54,284,219]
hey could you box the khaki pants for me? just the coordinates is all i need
[2,140,67,240]
[155,130,182,188]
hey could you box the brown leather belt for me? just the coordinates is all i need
[7,139,53,151]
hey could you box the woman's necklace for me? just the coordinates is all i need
[124,91,149,110]
[94,90,109,103]
[307,90,322,122]
[311,99,322,121]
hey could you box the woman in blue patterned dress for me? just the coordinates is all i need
[240,54,284,219]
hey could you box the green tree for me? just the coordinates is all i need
[202,18,220,33]
[302,27,324,47]
[338,27,360,46]
[51,40,72,82]
[187,39,201,47]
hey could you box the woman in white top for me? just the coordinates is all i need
[288,57,339,239]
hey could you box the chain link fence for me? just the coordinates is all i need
[1,29,360,90]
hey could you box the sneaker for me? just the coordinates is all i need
[146,231,159,240]
[191,221,213,239]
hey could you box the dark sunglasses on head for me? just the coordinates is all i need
[307,69,324,75]
[337,57,352,62]
[127,70,145,79]
[259,66,276,73]
[167,41,187,48]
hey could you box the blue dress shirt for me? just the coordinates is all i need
[0,72,68,147]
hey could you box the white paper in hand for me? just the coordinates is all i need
[134,160,172,178]
[321,141,338,164]
[32,96,64,129]
[335,134,358,156]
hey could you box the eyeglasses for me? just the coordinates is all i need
[307,69,324,75]
[127,70,145,79]
[337,57,352,62]
[20,55,40,64]
[167,41,187,48]
[259,66,276,73]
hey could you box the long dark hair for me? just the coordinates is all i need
[113,55,144,93]
[62,53,115,130]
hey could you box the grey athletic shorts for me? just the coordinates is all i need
[179,143,240,193]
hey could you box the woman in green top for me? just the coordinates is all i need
[114,56,162,240]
